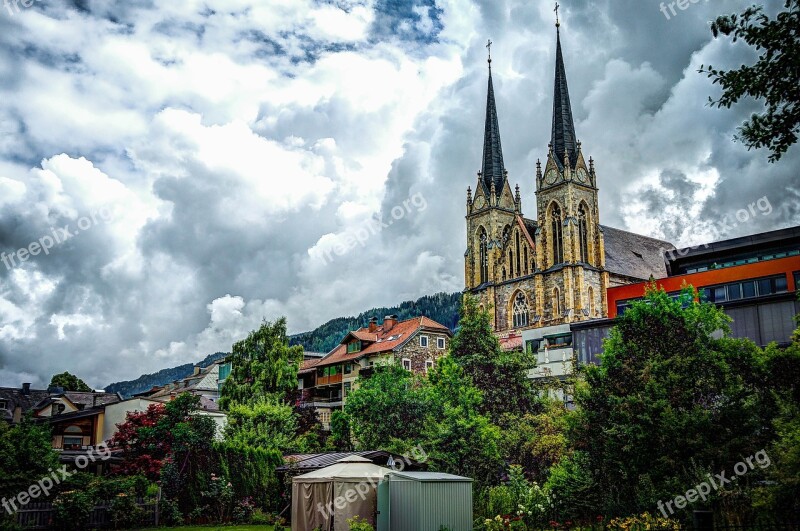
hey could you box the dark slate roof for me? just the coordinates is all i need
[0,388,50,419]
[0,387,121,420]
[551,28,578,170]
[522,218,538,240]
[481,68,506,196]
[601,225,674,280]
[62,391,121,408]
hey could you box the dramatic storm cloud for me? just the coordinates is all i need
[0,0,797,388]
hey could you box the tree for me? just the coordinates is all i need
[49,371,92,392]
[701,0,800,162]
[448,295,537,423]
[223,398,297,450]
[550,285,771,520]
[219,317,304,410]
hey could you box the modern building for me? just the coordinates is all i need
[298,315,453,429]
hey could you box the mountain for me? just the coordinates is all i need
[288,291,462,354]
[104,291,462,396]
[104,351,226,398]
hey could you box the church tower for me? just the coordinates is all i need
[465,18,609,334]
[533,18,608,323]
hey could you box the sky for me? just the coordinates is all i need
[0,0,797,389]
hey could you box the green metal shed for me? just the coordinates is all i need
[377,471,473,531]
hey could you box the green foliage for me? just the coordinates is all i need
[701,0,800,162]
[214,440,282,511]
[48,371,92,392]
[290,292,460,353]
[0,415,59,502]
[344,364,431,451]
[347,515,375,531]
[482,466,550,530]
[223,398,298,450]
[52,489,93,530]
[219,317,304,410]
[329,409,353,451]
[555,285,772,519]
[110,491,147,529]
[449,295,537,422]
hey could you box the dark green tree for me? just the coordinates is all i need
[219,317,304,410]
[701,0,800,162]
[448,295,537,423]
[49,371,92,392]
[549,285,771,520]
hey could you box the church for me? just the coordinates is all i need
[464,19,675,338]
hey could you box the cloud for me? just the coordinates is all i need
[0,0,797,388]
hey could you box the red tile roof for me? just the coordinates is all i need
[313,316,451,368]
[299,358,322,374]
[499,332,523,352]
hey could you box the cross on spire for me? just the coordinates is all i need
[554,2,560,28]
[486,39,492,68]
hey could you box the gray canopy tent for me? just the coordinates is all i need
[291,455,390,531]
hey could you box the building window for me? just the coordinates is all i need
[512,292,529,328]
[425,360,434,373]
[344,382,351,396]
[525,339,542,354]
[523,245,529,275]
[547,334,573,349]
[479,227,489,284]
[551,204,564,265]
[508,250,514,279]
[552,288,561,316]
[794,271,800,291]
[587,286,595,316]
[347,341,361,353]
[402,358,412,371]
[702,274,789,303]
[436,337,446,349]
[419,335,429,347]
[578,204,589,264]
[0,400,6,410]
[515,232,521,277]
[63,436,83,450]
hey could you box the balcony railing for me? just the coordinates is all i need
[316,374,343,386]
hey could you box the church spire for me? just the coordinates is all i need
[481,39,506,197]
[551,14,578,169]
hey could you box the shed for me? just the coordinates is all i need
[292,455,390,531]
[377,471,473,531]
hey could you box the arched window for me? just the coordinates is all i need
[502,226,511,246]
[552,288,561,316]
[578,204,589,264]
[515,232,521,276]
[587,286,595,317]
[479,228,489,284]
[512,292,529,328]
[509,250,514,278]
[551,204,564,265]
[523,246,529,275]
[502,267,507,281]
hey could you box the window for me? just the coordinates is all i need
[344,382,351,396]
[704,275,790,303]
[794,271,800,291]
[344,363,353,374]
[742,280,756,298]
[63,436,83,450]
[552,288,561,316]
[525,339,542,354]
[419,335,429,347]
[479,227,489,284]
[551,204,564,264]
[728,283,742,301]
[508,250,514,279]
[402,358,411,371]
[546,333,573,349]
[425,360,434,373]
[523,246,529,275]
[436,337,446,349]
[578,204,589,263]
[0,400,6,410]
[587,286,595,317]
[512,292,529,328]
[52,403,66,415]
[515,232,521,277]
[347,341,361,353]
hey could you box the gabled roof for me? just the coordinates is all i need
[602,225,674,280]
[314,316,452,368]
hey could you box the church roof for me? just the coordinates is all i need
[551,27,578,170]
[601,225,674,281]
[481,67,506,196]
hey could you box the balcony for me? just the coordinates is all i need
[316,373,343,386]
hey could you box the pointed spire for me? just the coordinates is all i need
[481,39,506,197]
[551,17,578,170]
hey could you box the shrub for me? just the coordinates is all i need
[347,515,375,531]
[52,490,93,531]
[606,512,681,530]
[110,491,147,529]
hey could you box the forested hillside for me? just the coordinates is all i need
[104,352,226,397]
[288,291,461,353]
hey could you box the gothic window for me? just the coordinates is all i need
[479,227,488,284]
[512,292,530,329]
[587,286,595,317]
[502,267,507,281]
[502,226,511,245]
[552,288,561,316]
[523,246,529,275]
[515,232,521,277]
[551,204,564,265]
[509,250,514,279]
[578,204,589,264]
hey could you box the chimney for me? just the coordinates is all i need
[193,365,201,376]
[384,315,398,332]
[368,317,378,333]
[21,383,31,395]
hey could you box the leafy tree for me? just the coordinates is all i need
[328,410,353,451]
[448,295,537,423]
[551,285,771,520]
[701,0,800,162]
[219,317,304,410]
[49,371,92,392]
[344,364,432,452]
[0,415,59,512]
[223,398,297,450]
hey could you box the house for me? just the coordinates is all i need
[298,315,453,429]
[135,361,225,411]
[103,397,227,441]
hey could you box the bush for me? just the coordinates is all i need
[52,490,93,531]
[158,497,184,527]
[110,491,147,529]
[347,515,375,531]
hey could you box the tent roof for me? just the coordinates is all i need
[293,456,390,483]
